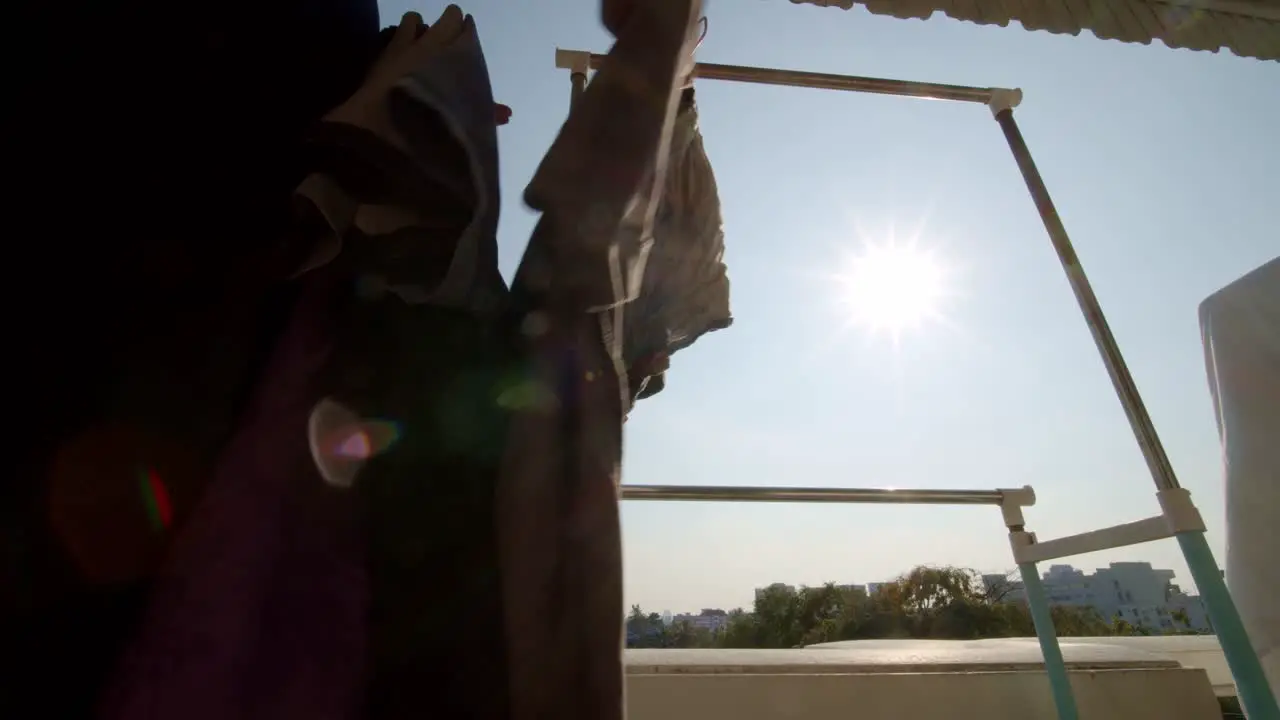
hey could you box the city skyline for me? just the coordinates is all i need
[629,559,1203,624]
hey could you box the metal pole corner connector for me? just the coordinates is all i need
[1156,487,1207,534]
[998,485,1036,528]
[988,88,1024,117]
[555,47,592,76]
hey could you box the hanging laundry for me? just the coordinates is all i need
[1200,256,1280,693]
[623,85,732,406]
[102,3,714,720]
[503,2,704,717]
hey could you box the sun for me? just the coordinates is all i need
[834,239,948,341]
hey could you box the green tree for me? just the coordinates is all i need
[977,570,1023,604]
[719,608,762,648]
[1172,604,1192,627]
[1109,616,1152,636]
[893,566,980,613]
[626,605,667,647]
[728,565,1147,646]
[640,564,1160,650]
[666,619,716,648]
[1049,605,1112,636]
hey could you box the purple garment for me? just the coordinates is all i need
[502,2,704,719]
[100,272,368,720]
[102,3,709,719]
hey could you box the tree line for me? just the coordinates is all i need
[626,565,1205,649]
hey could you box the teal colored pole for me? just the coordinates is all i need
[1019,562,1079,720]
[1177,531,1279,720]
[993,104,1275,718]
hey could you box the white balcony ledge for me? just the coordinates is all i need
[624,637,1228,720]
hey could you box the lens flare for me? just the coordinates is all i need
[307,399,401,488]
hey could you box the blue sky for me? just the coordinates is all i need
[378,0,1278,613]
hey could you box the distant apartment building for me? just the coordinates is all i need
[670,610,731,632]
[752,583,871,601]
[982,562,1212,633]
[1166,590,1213,632]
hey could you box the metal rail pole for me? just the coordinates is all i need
[1001,495,1080,720]
[1019,562,1079,720]
[621,484,1012,505]
[993,108,1279,720]
[555,49,1003,104]
[992,109,1178,492]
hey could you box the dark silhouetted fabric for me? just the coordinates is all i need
[7,3,723,720]
[5,0,380,715]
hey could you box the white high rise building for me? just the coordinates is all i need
[982,561,1211,633]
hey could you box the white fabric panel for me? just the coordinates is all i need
[1200,256,1280,693]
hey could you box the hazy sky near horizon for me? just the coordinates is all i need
[378,0,1278,613]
